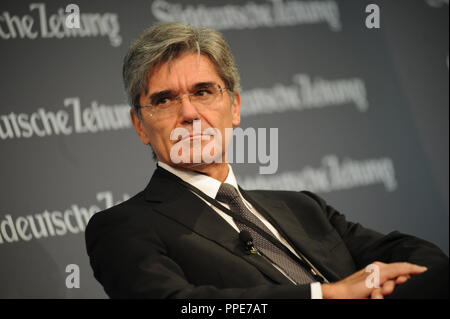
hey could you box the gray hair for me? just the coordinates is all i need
[122,22,241,115]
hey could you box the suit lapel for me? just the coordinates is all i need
[144,167,292,285]
[240,189,342,282]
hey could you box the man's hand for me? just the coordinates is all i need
[321,261,428,299]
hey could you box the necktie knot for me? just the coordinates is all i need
[216,183,240,204]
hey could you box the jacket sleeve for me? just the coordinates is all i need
[301,191,449,270]
[85,210,311,299]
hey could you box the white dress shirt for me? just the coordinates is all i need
[157,161,323,299]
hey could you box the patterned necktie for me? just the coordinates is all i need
[215,183,315,285]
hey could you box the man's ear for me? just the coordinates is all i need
[231,92,241,127]
[130,108,151,145]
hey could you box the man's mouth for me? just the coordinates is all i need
[180,133,212,142]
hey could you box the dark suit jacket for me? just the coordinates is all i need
[85,167,448,299]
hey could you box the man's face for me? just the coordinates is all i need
[131,53,241,169]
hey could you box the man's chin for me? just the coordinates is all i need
[171,159,224,169]
[167,154,226,171]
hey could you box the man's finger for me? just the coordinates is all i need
[370,288,384,299]
[395,275,410,284]
[380,262,427,281]
[381,280,396,295]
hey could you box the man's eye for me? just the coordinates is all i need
[154,97,171,105]
[195,89,212,97]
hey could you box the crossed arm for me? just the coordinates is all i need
[321,261,428,299]
[302,191,448,299]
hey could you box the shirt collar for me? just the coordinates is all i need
[157,161,239,199]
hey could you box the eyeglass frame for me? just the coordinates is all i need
[133,83,232,116]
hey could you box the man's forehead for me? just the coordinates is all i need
[146,53,222,92]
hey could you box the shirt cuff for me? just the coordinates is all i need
[310,282,323,299]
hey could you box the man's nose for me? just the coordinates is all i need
[178,95,200,123]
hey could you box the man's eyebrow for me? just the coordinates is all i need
[148,90,173,102]
[191,82,216,90]
[147,82,217,102]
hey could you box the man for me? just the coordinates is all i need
[85,22,448,299]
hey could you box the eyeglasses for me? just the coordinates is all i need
[135,83,230,117]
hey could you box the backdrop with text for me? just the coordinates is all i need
[0,0,448,298]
